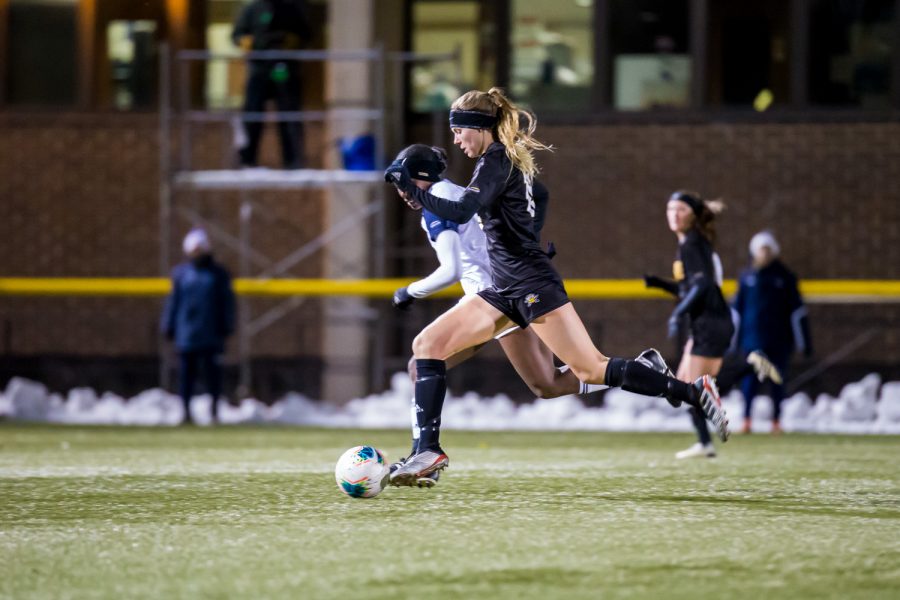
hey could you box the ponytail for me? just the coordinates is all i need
[451,87,551,177]
[672,190,726,244]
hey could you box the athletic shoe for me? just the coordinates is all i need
[389,449,449,487]
[416,470,441,488]
[635,348,674,377]
[747,351,783,384]
[694,375,730,442]
[675,442,717,459]
[635,348,680,407]
[389,457,408,475]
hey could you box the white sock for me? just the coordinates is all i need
[579,382,609,394]
[410,396,420,441]
[559,365,608,395]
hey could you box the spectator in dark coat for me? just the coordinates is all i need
[734,231,812,434]
[162,229,236,424]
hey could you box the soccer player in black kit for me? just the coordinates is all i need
[385,88,730,485]
[645,191,736,459]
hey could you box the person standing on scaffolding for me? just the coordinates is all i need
[232,0,312,169]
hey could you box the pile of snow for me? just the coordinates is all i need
[1,373,899,434]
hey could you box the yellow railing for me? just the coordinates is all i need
[2,278,900,301]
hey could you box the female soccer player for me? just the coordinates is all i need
[388,144,670,486]
[385,88,729,485]
[644,191,735,459]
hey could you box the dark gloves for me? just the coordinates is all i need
[392,287,414,311]
[384,160,411,191]
[667,314,681,340]
[644,274,667,289]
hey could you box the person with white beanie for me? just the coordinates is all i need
[161,228,236,424]
[733,231,812,434]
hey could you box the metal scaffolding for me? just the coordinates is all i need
[157,43,460,397]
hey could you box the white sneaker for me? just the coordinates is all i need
[676,442,717,459]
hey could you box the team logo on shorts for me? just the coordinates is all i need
[524,293,540,306]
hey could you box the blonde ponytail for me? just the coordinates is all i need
[451,87,551,177]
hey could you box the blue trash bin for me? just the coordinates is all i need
[339,135,376,171]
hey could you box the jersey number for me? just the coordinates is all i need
[524,173,535,218]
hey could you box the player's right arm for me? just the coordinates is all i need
[408,231,463,298]
[393,213,464,310]
[386,150,506,224]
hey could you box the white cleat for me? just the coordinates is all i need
[636,348,680,407]
[694,375,730,442]
[389,449,448,487]
[676,442,717,459]
[416,470,440,488]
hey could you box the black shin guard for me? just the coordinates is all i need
[605,358,699,407]
[690,406,713,444]
[414,359,447,452]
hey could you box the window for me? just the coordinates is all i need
[610,0,690,110]
[204,0,327,109]
[809,0,895,108]
[107,20,159,110]
[409,1,482,112]
[510,0,594,111]
[7,0,77,106]
[707,0,790,108]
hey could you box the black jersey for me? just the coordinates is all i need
[532,179,550,237]
[673,229,731,321]
[406,142,560,295]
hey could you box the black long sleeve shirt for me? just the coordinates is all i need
[404,143,560,295]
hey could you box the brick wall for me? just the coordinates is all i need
[530,121,900,370]
[0,113,326,384]
[2,113,899,398]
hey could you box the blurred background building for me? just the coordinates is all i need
[1,0,899,402]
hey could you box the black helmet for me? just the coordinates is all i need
[395,144,448,182]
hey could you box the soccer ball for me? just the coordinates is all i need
[334,445,391,498]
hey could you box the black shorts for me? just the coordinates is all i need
[478,280,570,329]
[689,315,735,358]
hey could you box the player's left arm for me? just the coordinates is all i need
[532,179,550,237]
[787,271,812,356]
[667,238,714,336]
[161,267,182,340]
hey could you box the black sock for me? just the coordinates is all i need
[414,359,446,453]
[605,358,699,408]
[715,356,753,395]
[691,406,712,444]
[409,439,419,457]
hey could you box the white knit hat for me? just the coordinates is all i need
[749,231,780,257]
[182,228,211,255]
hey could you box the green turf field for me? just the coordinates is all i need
[2,425,899,599]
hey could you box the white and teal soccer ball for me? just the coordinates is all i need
[334,445,390,499]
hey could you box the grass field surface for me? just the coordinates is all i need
[2,425,899,599]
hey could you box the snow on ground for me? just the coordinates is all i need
[1,372,900,434]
